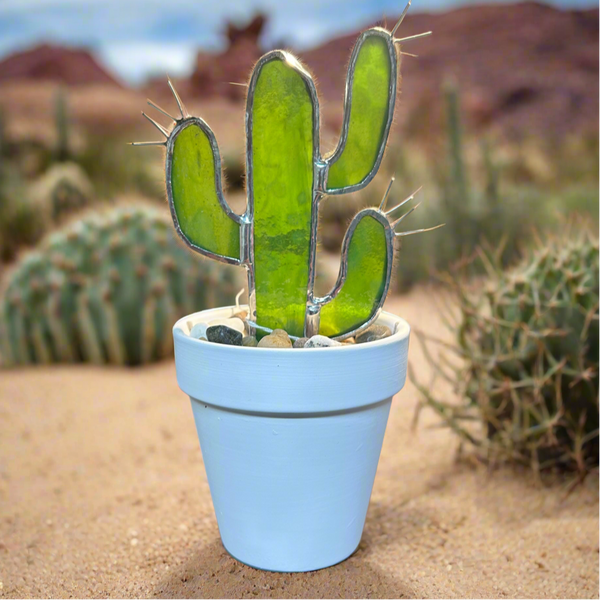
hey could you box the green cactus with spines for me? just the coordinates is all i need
[412,233,599,475]
[0,205,237,366]
[136,16,438,339]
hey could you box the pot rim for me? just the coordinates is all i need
[173,305,409,352]
[172,306,411,413]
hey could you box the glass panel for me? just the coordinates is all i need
[171,123,241,261]
[319,214,388,337]
[251,57,314,337]
[326,35,392,191]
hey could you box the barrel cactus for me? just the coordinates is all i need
[413,233,599,475]
[134,5,439,340]
[0,205,236,366]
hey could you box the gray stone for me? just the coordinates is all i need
[355,324,392,344]
[304,335,342,348]
[206,325,243,346]
[242,335,258,347]
[257,330,292,348]
[190,322,208,340]
[293,337,309,348]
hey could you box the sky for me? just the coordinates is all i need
[0,0,595,85]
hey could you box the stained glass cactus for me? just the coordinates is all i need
[134,3,440,339]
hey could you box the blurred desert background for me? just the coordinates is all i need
[0,0,598,597]
[0,1,598,287]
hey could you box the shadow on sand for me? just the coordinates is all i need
[152,509,417,599]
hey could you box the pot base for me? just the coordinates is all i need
[221,540,361,573]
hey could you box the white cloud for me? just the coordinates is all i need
[99,42,198,84]
[0,0,595,84]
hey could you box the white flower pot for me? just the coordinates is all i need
[173,306,410,572]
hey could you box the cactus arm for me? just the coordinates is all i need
[246,51,319,337]
[324,29,398,194]
[166,117,242,266]
[315,209,394,339]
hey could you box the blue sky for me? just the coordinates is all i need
[0,0,595,85]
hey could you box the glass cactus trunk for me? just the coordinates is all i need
[248,56,315,338]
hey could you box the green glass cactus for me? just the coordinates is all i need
[135,5,439,339]
[0,205,236,366]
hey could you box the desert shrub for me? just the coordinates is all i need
[0,204,238,366]
[28,161,94,222]
[388,82,599,291]
[393,82,545,290]
[0,132,47,260]
[48,89,162,201]
[412,232,599,477]
[75,135,165,201]
[0,162,95,261]
[0,192,46,262]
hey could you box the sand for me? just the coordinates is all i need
[0,289,598,599]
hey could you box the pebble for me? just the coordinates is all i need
[233,310,248,321]
[293,337,308,348]
[342,337,356,344]
[242,335,258,347]
[189,323,208,340]
[355,324,392,344]
[206,325,243,346]
[257,329,292,348]
[304,335,342,348]
[207,317,245,335]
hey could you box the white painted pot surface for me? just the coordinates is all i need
[173,306,410,572]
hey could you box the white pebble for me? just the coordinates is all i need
[304,335,342,348]
[189,323,208,340]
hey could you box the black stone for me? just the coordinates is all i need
[206,325,243,346]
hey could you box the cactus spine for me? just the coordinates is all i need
[136,11,438,339]
[0,206,235,366]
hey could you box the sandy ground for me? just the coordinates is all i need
[0,289,598,599]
